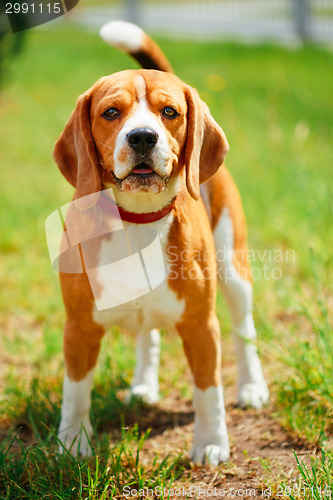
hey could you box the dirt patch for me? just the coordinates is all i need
[136,398,316,499]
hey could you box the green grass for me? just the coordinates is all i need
[0,26,332,498]
[274,268,333,444]
[281,449,333,500]
[0,424,185,499]
[261,449,333,499]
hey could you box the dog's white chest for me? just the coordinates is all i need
[92,216,185,332]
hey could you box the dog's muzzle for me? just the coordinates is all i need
[115,127,167,193]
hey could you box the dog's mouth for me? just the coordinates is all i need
[131,162,154,176]
[107,161,169,194]
[116,163,168,194]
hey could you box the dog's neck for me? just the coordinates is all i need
[103,176,182,214]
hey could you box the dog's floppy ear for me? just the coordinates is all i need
[184,86,229,200]
[53,90,101,208]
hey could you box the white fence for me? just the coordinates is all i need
[71,0,333,44]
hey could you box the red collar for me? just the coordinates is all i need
[97,191,177,224]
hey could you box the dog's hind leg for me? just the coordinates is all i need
[214,207,269,409]
[130,329,160,404]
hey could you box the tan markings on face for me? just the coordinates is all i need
[117,149,130,164]
[145,74,188,177]
[90,70,189,193]
[90,72,138,184]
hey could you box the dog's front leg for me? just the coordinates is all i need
[58,317,104,457]
[178,314,230,465]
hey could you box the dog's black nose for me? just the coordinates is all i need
[126,127,158,154]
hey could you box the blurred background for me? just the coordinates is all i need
[0,0,332,497]
[71,0,333,43]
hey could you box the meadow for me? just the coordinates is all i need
[0,25,332,498]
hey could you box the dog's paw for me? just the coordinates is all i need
[190,443,230,465]
[129,383,159,404]
[238,383,269,409]
[58,421,93,458]
[191,418,230,466]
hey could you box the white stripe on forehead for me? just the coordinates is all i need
[135,75,147,101]
[113,74,171,180]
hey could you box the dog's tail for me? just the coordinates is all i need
[99,20,173,74]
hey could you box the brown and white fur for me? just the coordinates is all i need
[53,20,269,465]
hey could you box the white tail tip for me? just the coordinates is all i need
[99,20,144,53]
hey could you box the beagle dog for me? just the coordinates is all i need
[53,21,269,465]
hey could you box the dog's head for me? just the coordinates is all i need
[53,69,228,207]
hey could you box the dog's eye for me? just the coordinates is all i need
[162,107,179,118]
[102,108,120,120]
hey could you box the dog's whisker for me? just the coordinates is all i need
[97,140,115,151]
[103,170,113,178]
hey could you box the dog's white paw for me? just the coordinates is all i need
[130,383,159,404]
[58,421,93,458]
[191,421,230,466]
[192,386,230,465]
[190,443,230,465]
[238,383,269,409]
